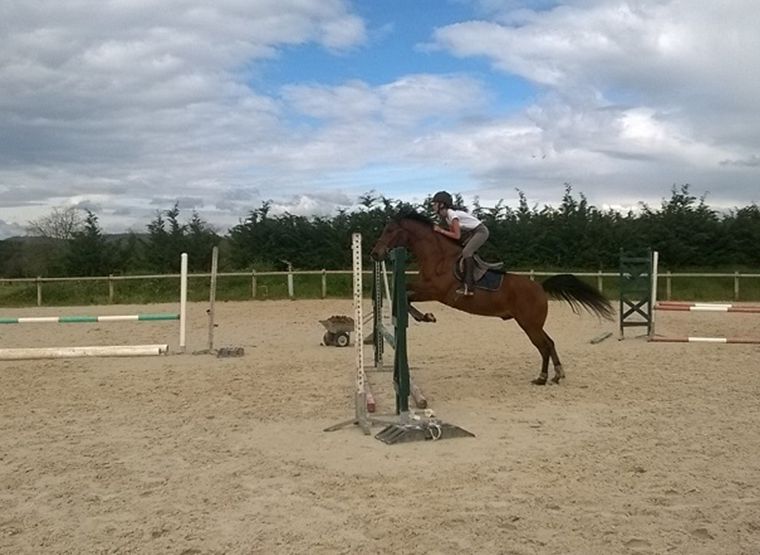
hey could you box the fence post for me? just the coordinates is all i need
[666,271,672,300]
[251,270,257,299]
[529,269,535,281]
[287,262,294,300]
[108,274,114,303]
[597,270,603,293]
[734,271,740,301]
[321,269,327,299]
[36,276,42,306]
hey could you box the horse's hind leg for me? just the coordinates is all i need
[544,331,564,384]
[516,320,553,385]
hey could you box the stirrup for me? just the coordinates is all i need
[456,284,474,296]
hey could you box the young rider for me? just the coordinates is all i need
[431,190,489,296]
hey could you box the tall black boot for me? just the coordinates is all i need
[457,257,475,296]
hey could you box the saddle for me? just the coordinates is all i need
[454,255,505,292]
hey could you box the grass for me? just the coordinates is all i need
[0,272,367,307]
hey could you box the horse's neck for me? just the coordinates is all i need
[406,225,459,274]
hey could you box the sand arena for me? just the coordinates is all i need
[2,299,760,553]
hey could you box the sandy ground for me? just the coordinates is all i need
[1,298,760,554]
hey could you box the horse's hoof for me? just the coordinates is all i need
[531,377,547,385]
[423,313,437,323]
[550,376,562,385]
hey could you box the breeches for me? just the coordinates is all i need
[462,224,489,258]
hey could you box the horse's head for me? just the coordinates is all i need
[370,220,407,261]
[370,211,435,261]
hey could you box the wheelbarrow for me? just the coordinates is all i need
[319,315,355,347]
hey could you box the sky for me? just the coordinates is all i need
[1,0,759,238]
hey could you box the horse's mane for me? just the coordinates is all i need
[393,210,434,227]
[392,209,462,249]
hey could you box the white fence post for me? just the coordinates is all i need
[179,253,188,353]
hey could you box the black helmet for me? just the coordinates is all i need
[432,191,453,208]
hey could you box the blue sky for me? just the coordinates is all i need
[1,0,759,237]
[265,1,530,94]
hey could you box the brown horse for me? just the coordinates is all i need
[370,212,614,385]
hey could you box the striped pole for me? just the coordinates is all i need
[0,314,179,324]
[0,252,188,359]
[649,254,760,344]
[650,336,760,344]
[655,303,760,313]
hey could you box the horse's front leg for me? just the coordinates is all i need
[407,298,436,323]
[407,282,438,323]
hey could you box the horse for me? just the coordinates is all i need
[369,211,614,385]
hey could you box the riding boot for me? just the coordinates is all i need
[456,257,476,296]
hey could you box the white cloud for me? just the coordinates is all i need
[277,74,489,172]
[283,74,487,125]
[0,0,367,235]
[0,219,26,238]
[428,0,760,205]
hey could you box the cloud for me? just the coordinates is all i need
[0,0,366,235]
[269,191,355,217]
[427,0,760,205]
[720,155,760,168]
[283,74,487,126]
[0,219,26,238]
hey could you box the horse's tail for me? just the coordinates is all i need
[541,274,615,320]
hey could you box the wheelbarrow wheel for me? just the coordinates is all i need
[323,331,336,346]
[335,332,350,347]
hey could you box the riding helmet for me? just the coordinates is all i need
[432,191,453,208]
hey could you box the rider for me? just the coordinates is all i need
[431,190,489,296]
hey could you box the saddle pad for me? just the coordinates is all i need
[453,267,504,292]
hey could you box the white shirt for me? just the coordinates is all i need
[443,208,482,231]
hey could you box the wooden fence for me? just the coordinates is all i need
[2,269,760,306]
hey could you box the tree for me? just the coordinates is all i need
[65,210,116,276]
[27,206,83,239]
[185,211,220,271]
[143,204,218,272]
[23,206,85,276]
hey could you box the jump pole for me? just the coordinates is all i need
[648,251,760,343]
[0,345,169,360]
[655,302,760,313]
[0,314,179,324]
[649,336,760,344]
[0,253,188,359]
